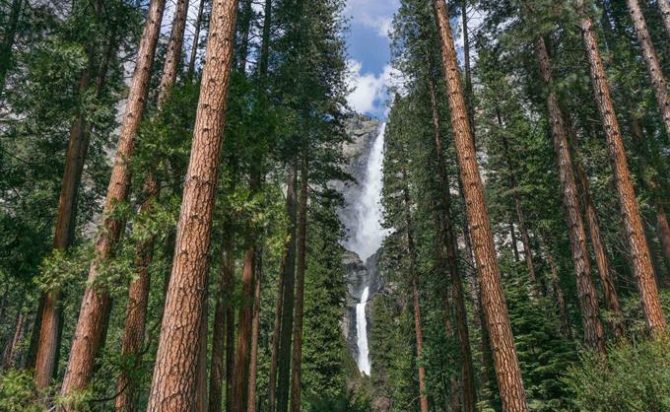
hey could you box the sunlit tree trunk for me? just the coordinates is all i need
[60,0,166,400]
[626,0,670,139]
[578,3,667,334]
[432,1,528,410]
[147,0,239,407]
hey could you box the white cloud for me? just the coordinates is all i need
[358,15,393,38]
[346,60,404,116]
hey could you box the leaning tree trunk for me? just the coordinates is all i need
[534,37,606,352]
[60,0,166,400]
[575,159,625,338]
[2,311,26,370]
[427,77,477,412]
[147,0,239,408]
[432,1,528,410]
[33,25,119,388]
[115,2,189,407]
[289,157,308,412]
[188,0,208,76]
[657,0,670,41]
[578,4,667,334]
[625,0,670,146]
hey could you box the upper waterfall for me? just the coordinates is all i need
[343,123,389,261]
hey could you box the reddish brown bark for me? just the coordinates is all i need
[246,253,263,412]
[626,0,670,140]
[534,37,606,352]
[147,0,239,407]
[114,182,158,412]
[157,0,190,107]
[60,0,166,400]
[578,5,667,334]
[576,162,625,338]
[432,1,528,410]
[428,77,477,412]
[289,158,308,412]
[209,237,235,412]
[232,247,256,412]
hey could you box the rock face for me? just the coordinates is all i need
[341,249,384,358]
[337,114,385,365]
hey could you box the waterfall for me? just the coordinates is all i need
[344,123,388,260]
[343,122,388,376]
[356,286,371,375]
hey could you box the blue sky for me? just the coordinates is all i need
[344,0,401,118]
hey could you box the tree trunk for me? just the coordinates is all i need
[196,295,210,412]
[147,0,239,407]
[289,158,308,412]
[534,37,606,352]
[246,252,263,412]
[236,0,254,72]
[34,26,119,387]
[461,0,475,134]
[412,278,429,412]
[276,164,298,412]
[268,253,285,412]
[157,0,190,107]
[401,167,429,412]
[2,311,26,370]
[497,116,539,294]
[208,237,235,412]
[60,0,166,399]
[657,0,670,41]
[432,2,528,410]
[231,247,255,412]
[541,242,571,337]
[114,179,158,412]
[575,160,625,338]
[188,0,208,76]
[656,205,670,268]
[0,0,22,99]
[428,77,477,412]
[626,0,670,139]
[578,4,667,334]
[115,3,191,408]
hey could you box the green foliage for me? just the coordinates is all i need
[0,370,41,412]
[565,337,670,411]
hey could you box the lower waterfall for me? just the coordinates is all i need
[356,286,371,375]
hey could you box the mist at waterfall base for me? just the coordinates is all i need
[342,123,389,376]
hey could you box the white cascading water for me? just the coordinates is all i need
[345,123,388,376]
[356,286,371,375]
[345,123,389,260]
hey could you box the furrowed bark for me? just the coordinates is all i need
[578,4,667,334]
[432,1,528,410]
[60,0,166,399]
[428,77,477,412]
[625,0,670,140]
[147,0,239,407]
[534,37,605,352]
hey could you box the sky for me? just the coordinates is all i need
[344,0,401,118]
